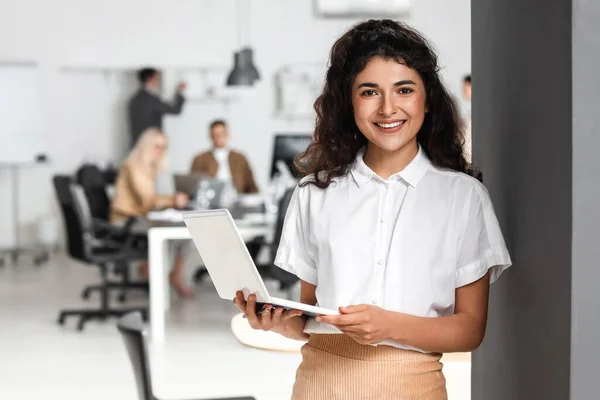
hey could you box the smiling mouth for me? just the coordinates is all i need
[373,120,406,128]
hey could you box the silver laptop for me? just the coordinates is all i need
[182,209,338,317]
[174,174,226,208]
[174,174,204,197]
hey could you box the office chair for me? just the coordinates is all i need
[53,175,148,330]
[76,163,112,221]
[251,187,300,295]
[117,312,256,400]
[76,163,149,302]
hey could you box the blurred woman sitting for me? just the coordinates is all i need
[110,127,193,298]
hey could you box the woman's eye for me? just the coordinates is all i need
[361,89,378,97]
[398,87,414,95]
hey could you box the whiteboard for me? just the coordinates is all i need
[0,63,48,164]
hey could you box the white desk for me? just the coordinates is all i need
[148,223,272,344]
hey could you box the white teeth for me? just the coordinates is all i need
[376,121,404,128]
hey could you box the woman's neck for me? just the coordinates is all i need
[363,141,419,180]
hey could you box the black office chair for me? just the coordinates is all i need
[53,175,148,330]
[76,163,149,302]
[263,187,299,292]
[117,312,256,400]
[76,163,112,221]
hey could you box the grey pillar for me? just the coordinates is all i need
[471,0,600,399]
[570,0,600,398]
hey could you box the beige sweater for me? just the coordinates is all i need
[110,161,174,223]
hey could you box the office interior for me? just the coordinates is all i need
[4,0,597,399]
[4,1,468,399]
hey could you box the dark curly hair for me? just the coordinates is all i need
[295,19,478,188]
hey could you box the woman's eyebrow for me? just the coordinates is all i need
[356,80,416,89]
[394,80,417,86]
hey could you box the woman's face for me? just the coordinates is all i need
[151,134,167,163]
[351,57,427,154]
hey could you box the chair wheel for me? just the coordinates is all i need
[77,318,86,331]
[118,293,127,303]
[82,289,91,299]
[58,314,66,325]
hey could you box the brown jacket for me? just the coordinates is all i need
[189,150,259,194]
[110,161,175,223]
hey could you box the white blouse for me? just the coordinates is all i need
[274,146,512,351]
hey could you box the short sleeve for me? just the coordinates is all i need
[455,184,512,288]
[274,185,318,285]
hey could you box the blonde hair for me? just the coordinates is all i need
[126,127,167,174]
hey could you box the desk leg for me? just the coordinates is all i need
[149,231,166,344]
[163,242,171,312]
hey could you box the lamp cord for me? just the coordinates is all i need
[235,0,251,48]
[236,0,243,48]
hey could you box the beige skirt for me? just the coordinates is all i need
[291,334,447,400]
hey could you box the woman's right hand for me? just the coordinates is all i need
[233,291,303,333]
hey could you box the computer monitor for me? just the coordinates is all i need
[269,134,313,179]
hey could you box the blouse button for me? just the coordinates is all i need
[377,259,384,265]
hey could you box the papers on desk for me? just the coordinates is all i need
[147,208,183,222]
[235,213,265,227]
[236,193,265,207]
[147,207,271,226]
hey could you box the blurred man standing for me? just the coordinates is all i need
[128,68,187,147]
[462,74,472,162]
[463,74,472,103]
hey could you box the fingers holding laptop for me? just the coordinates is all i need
[234,291,302,332]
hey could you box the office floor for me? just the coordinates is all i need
[0,253,471,400]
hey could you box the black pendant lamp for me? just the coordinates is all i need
[226,0,260,86]
[226,47,260,86]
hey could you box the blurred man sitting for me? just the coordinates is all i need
[190,119,259,194]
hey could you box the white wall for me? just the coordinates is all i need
[0,0,471,247]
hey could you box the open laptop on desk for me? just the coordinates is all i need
[174,173,204,197]
[182,209,338,317]
[174,174,226,209]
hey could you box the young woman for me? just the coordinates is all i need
[110,128,193,298]
[234,19,511,399]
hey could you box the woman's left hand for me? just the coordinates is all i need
[174,192,189,208]
[316,305,393,345]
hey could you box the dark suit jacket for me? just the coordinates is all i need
[128,89,185,145]
[190,150,259,194]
